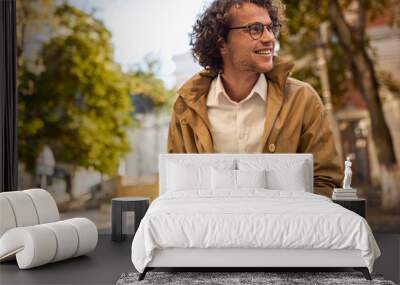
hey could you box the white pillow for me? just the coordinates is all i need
[211,168,236,190]
[211,169,267,190]
[166,159,236,192]
[266,164,307,191]
[237,169,267,189]
[238,159,308,191]
[167,162,210,191]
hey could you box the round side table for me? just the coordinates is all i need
[111,197,149,242]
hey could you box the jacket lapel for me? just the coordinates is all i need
[177,71,216,152]
[177,69,216,128]
[260,81,284,149]
[260,57,295,150]
[183,96,215,152]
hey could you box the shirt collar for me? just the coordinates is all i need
[251,73,267,102]
[207,73,267,107]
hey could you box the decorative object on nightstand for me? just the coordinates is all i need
[332,157,358,200]
[332,157,365,217]
[342,156,353,189]
[111,197,149,242]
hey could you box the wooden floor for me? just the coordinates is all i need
[0,233,399,285]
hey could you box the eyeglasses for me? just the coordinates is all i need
[228,22,281,40]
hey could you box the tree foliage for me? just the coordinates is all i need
[18,3,133,175]
[126,55,175,109]
[280,1,348,107]
[280,0,400,106]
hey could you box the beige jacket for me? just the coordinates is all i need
[167,57,343,197]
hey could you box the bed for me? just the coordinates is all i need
[131,154,381,281]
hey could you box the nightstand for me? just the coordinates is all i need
[332,198,366,218]
[111,197,150,242]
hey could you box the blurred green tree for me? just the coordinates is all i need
[126,55,176,109]
[18,3,133,178]
[281,0,400,212]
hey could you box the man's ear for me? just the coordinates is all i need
[218,37,227,56]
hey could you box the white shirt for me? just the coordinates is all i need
[206,73,267,153]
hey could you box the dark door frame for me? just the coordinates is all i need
[0,0,18,192]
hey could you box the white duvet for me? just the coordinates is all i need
[131,190,380,273]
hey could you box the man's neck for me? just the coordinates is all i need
[220,70,260,103]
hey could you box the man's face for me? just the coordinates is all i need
[220,2,276,74]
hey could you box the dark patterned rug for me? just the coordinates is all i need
[116,271,396,285]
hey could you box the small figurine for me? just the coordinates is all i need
[342,157,352,189]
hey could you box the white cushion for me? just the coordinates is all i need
[211,168,236,190]
[23,189,59,223]
[211,169,267,190]
[0,226,57,269]
[266,167,306,191]
[238,160,308,191]
[64,218,98,257]
[167,160,235,191]
[159,154,313,194]
[42,221,79,262]
[167,162,210,191]
[0,189,59,237]
[237,169,267,189]
[0,196,16,237]
[0,192,39,227]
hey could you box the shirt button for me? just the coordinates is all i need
[269,143,276,153]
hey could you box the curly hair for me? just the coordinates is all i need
[190,0,285,73]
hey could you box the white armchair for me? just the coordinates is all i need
[0,189,98,269]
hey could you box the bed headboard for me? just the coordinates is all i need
[159,153,313,195]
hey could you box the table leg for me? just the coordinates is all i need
[112,202,123,242]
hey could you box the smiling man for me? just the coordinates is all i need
[167,0,343,197]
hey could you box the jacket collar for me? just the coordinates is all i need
[265,56,295,90]
[177,56,294,106]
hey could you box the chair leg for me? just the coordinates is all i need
[354,267,371,280]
